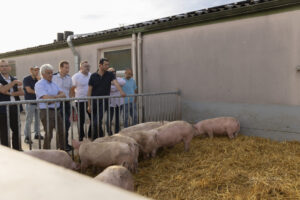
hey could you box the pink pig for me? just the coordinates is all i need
[24,150,79,170]
[94,165,134,191]
[194,117,240,139]
[154,121,196,152]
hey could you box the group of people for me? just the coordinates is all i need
[0,58,138,151]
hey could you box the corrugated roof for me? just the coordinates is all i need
[1,0,300,58]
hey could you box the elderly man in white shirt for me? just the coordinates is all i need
[70,61,91,141]
[52,61,72,151]
[35,64,66,150]
[107,67,125,134]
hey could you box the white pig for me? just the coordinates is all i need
[24,150,79,170]
[94,165,134,191]
[120,121,168,133]
[154,120,196,151]
[194,117,240,139]
[94,135,139,171]
[119,130,159,158]
[78,141,137,172]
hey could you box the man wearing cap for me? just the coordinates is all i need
[23,65,43,144]
[0,60,24,150]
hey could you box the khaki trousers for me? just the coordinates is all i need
[40,109,65,150]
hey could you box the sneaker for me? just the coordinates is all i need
[34,134,44,140]
[24,137,33,144]
[65,144,73,152]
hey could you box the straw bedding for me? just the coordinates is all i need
[133,135,300,200]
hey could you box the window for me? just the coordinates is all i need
[104,48,131,71]
[8,60,16,77]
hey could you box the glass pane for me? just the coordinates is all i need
[104,49,131,71]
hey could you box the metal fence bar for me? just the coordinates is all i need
[77,101,80,140]
[0,91,180,150]
[17,104,21,150]
[83,101,87,139]
[91,100,94,140]
[70,100,74,158]
[46,105,49,149]
[54,103,58,149]
[37,104,41,149]
[102,99,105,137]
[6,105,10,148]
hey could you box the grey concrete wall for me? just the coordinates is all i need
[6,37,131,81]
[142,8,300,140]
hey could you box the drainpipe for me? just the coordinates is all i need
[131,33,137,81]
[137,32,143,122]
[67,35,81,72]
[137,32,143,94]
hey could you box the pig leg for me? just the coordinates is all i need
[228,132,235,139]
[183,137,192,151]
[207,131,214,139]
[234,131,239,137]
[151,149,157,158]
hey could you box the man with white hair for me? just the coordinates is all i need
[0,60,24,150]
[35,64,67,150]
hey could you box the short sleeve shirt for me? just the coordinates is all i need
[35,79,62,109]
[88,71,115,96]
[72,71,91,101]
[23,75,38,100]
[122,78,137,103]
[52,73,72,98]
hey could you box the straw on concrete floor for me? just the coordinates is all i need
[134,135,300,200]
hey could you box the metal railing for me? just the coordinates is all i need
[0,91,181,151]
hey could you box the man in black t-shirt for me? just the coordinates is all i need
[87,58,126,139]
[23,66,43,144]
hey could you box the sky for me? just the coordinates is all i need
[0,0,236,53]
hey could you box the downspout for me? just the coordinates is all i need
[131,33,137,81]
[137,32,143,123]
[67,35,81,72]
[137,32,143,94]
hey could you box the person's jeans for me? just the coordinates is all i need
[40,109,64,149]
[24,104,40,139]
[92,99,109,139]
[123,102,137,128]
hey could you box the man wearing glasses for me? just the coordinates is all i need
[0,60,24,150]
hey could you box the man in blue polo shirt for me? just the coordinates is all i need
[122,68,138,127]
[23,65,43,144]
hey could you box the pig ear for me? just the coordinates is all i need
[72,139,81,150]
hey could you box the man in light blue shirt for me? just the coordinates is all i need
[35,64,66,150]
[122,68,137,127]
[52,61,73,150]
